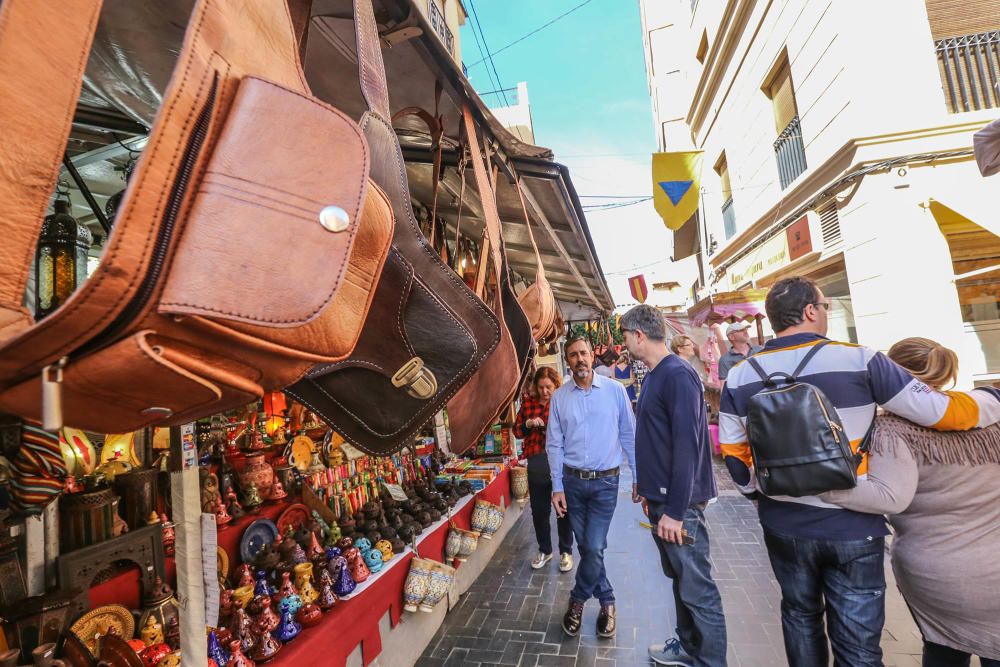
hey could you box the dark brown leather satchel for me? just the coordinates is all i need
[0,0,392,432]
[286,0,507,455]
[444,106,534,453]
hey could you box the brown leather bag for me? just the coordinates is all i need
[0,0,392,433]
[444,106,534,454]
[285,0,506,455]
[512,177,558,341]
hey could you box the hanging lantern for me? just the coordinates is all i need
[104,159,135,225]
[35,199,92,319]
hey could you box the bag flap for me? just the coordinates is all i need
[160,76,370,327]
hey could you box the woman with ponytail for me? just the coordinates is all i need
[821,337,1000,666]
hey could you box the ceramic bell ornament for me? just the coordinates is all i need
[242,481,263,511]
[363,548,383,574]
[251,619,282,663]
[274,610,300,644]
[317,570,338,611]
[330,556,356,597]
[226,640,255,667]
[140,615,164,646]
[255,596,280,634]
[293,563,319,605]
[207,630,230,667]
[228,608,255,654]
[295,601,322,628]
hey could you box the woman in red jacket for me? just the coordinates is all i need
[514,366,574,571]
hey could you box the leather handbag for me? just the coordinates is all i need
[512,178,557,341]
[0,0,393,432]
[444,106,534,453]
[286,0,505,455]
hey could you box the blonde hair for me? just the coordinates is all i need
[670,335,694,355]
[887,337,958,390]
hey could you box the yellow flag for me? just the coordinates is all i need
[652,151,704,230]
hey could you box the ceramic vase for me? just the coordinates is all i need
[293,563,319,604]
[444,527,462,561]
[419,562,456,612]
[274,611,300,644]
[402,558,434,612]
[457,529,480,562]
[254,570,275,598]
[238,453,274,498]
[226,640,255,667]
[207,630,230,667]
[470,500,492,535]
[510,466,528,502]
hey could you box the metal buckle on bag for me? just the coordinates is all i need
[391,357,438,399]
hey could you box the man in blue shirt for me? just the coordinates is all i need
[622,305,726,667]
[547,336,637,639]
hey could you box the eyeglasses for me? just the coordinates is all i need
[812,302,831,311]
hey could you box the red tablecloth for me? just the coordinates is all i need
[90,467,512,666]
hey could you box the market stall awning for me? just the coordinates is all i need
[687,289,769,328]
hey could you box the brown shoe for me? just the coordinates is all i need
[597,604,616,638]
[561,599,585,637]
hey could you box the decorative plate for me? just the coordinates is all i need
[286,435,316,472]
[275,503,310,536]
[217,546,230,582]
[69,604,135,655]
[239,518,279,564]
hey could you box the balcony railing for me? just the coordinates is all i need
[722,197,736,239]
[428,0,454,55]
[936,30,1000,113]
[774,115,807,190]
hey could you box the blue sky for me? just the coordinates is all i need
[459,0,687,308]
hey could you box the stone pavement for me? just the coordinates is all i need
[414,462,944,667]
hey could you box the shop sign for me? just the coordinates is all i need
[727,232,789,289]
[786,214,813,261]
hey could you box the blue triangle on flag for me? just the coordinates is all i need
[658,180,694,206]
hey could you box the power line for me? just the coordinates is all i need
[582,197,652,211]
[464,0,504,99]
[466,0,598,68]
[466,0,511,107]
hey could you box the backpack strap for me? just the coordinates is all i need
[745,339,831,386]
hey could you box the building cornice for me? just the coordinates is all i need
[708,117,989,268]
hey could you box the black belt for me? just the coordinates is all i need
[564,465,619,480]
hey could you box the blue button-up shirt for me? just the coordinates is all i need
[546,371,637,492]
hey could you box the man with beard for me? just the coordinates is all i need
[547,336,637,639]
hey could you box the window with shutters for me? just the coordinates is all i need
[715,152,736,239]
[763,52,806,189]
[814,199,842,248]
[925,0,1000,113]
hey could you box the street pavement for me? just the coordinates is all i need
[414,460,953,667]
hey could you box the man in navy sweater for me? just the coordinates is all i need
[621,305,727,667]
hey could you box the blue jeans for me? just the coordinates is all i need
[763,529,886,667]
[647,503,728,667]
[563,472,618,605]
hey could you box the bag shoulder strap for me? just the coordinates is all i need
[745,339,830,386]
[353,0,390,120]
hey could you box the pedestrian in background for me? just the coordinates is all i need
[820,337,1000,667]
[720,276,1000,666]
[548,336,637,639]
[514,366,574,573]
[613,352,638,408]
[669,335,698,364]
[623,305,726,667]
[717,321,761,382]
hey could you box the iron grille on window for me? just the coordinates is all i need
[935,31,1000,113]
[722,197,736,239]
[428,0,454,55]
[774,115,806,190]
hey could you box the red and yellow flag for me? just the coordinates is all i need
[628,275,648,303]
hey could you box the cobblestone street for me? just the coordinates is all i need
[416,463,940,667]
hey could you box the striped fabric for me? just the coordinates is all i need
[720,333,1000,538]
[10,421,67,515]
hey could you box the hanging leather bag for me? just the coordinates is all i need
[444,106,533,453]
[286,0,505,455]
[0,0,393,432]
[511,177,557,341]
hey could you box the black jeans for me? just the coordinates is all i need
[763,529,886,667]
[526,455,573,556]
[923,641,1000,667]
[648,502,728,667]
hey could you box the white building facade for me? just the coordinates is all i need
[640,0,1000,388]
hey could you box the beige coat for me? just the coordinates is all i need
[822,415,1000,659]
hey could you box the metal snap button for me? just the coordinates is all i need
[141,407,174,418]
[319,205,350,232]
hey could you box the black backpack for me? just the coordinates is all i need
[745,341,869,497]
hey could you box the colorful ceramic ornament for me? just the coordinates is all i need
[140,615,164,646]
[254,570,275,598]
[402,559,433,612]
[293,563,319,605]
[255,597,280,634]
[225,640,255,667]
[317,570,338,612]
[330,556,356,597]
[274,611,300,644]
[353,537,372,554]
[363,548,383,574]
[294,602,322,628]
[251,629,281,663]
[375,540,394,562]
[207,631,230,667]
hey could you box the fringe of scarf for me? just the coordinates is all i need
[873,414,1000,466]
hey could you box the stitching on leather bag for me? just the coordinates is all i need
[195,186,321,222]
[277,0,312,94]
[161,77,368,324]
[12,6,217,365]
[395,265,416,359]
[299,275,475,440]
[12,0,104,309]
[203,172,333,209]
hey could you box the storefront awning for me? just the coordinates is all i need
[687,289,769,328]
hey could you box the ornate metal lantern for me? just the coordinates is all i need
[34,199,91,319]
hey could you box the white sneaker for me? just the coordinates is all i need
[649,639,693,666]
[531,552,552,569]
[559,552,573,572]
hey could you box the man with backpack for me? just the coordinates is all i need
[719,276,1000,666]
